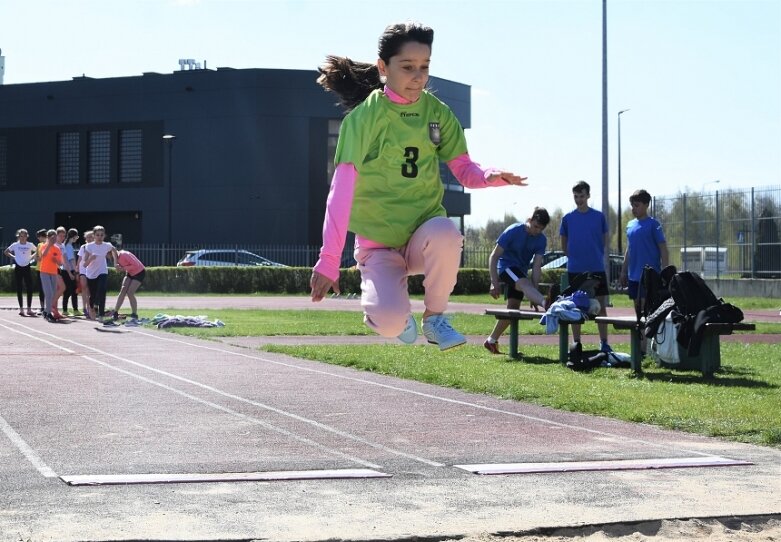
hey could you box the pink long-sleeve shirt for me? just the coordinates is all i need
[313,86,514,282]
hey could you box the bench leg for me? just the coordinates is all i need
[699,335,721,377]
[630,327,643,373]
[509,320,520,359]
[559,322,569,364]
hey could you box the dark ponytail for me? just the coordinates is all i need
[317,56,383,112]
[317,21,434,112]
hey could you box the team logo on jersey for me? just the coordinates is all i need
[429,122,441,145]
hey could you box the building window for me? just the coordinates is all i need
[57,132,80,185]
[88,130,111,184]
[440,163,464,192]
[326,119,341,184]
[119,129,142,183]
[0,136,7,187]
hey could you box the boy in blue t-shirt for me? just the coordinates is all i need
[560,181,611,352]
[484,207,550,354]
[619,189,669,333]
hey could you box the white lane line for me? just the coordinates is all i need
[0,322,383,470]
[455,456,753,475]
[62,468,391,486]
[128,328,727,459]
[0,414,58,478]
[0,318,444,468]
[0,327,66,478]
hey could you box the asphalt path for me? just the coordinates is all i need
[0,297,779,541]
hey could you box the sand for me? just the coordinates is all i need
[459,515,781,541]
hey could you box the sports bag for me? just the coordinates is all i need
[644,297,675,339]
[650,313,681,365]
[640,264,677,318]
[669,271,720,316]
[668,271,745,356]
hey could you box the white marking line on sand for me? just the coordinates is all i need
[0,321,382,471]
[0,318,442,468]
[61,468,391,486]
[131,329,726,459]
[455,456,753,475]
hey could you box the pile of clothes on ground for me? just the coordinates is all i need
[151,313,225,329]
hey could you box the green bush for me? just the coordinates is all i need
[0,266,566,295]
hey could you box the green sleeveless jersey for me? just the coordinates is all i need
[335,89,468,248]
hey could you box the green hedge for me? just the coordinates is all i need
[0,266,566,295]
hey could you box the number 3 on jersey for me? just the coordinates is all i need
[401,147,419,178]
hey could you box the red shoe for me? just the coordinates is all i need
[51,310,64,320]
[483,340,503,355]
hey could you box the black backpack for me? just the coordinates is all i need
[668,271,744,356]
[668,271,720,316]
[641,264,677,318]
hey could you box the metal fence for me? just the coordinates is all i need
[121,185,781,279]
[121,244,333,268]
[124,243,497,269]
[652,185,781,279]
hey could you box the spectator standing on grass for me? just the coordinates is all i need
[83,225,118,319]
[37,230,64,322]
[111,249,146,320]
[50,227,71,320]
[484,207,551,354]
[60,228,80,316]
[33,228,48,314]
[77,230,94,319]
[560,180,612,352]
[619,189,669,354]
[4,228,37,316]
[310,21,528,350]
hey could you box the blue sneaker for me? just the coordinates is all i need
[422,314,466,351]
[600,341,613,353]
[397,315,418,344]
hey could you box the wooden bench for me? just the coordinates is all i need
[595,316,756,376]
[485,308,585,362]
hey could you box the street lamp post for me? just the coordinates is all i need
[617,109,630,255]
[163,134,176,252]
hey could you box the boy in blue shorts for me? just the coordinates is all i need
[619,189,669,353]
[560,181,611,352]
[485,207,550,354]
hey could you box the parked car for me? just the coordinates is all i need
[537,250,566,266]
[541,253,625,283]
[176,249,288,267]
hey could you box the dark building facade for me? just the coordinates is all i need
[0,67,472,254]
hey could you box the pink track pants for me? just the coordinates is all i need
[354,216,464,337]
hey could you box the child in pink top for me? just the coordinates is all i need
[310,22,528,350]
[111,250,146,320]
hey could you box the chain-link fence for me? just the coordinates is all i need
[652,186,781,279]
[120,244,347,268]
[120,186,780,279]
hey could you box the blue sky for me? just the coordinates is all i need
[1,0,779,227]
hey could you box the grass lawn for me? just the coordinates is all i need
[138,307,781,448]
[134,291,781,310]
[140,308,781,337]
[263,342,781,448]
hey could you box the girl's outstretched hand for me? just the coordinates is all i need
[310,270,340,302]
[490,172,528,186]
